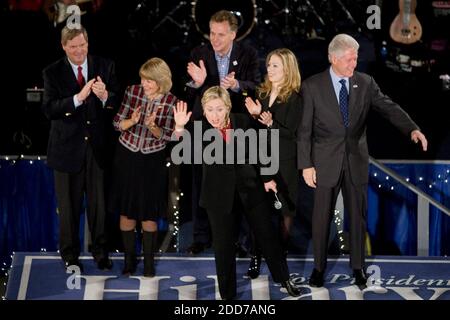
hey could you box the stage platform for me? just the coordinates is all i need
[5,253,450,300]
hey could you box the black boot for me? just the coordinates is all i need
[121,230,137,275]
[142,231,156,277]
[246,254,262,279]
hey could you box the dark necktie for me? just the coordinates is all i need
[77,65,85,88]
[339,79,349,127]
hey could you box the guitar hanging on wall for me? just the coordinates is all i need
[389,0,422,44]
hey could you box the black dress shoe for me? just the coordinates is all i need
[97,257,113,270]
[186,242,206,255]
[353,269,367,290]
[282,279,300,297]
[65,259,84,273]
[309,268,324,287]
[246,254,262,279]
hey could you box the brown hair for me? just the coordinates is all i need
[61,25,88,45]
[209,10,238,33]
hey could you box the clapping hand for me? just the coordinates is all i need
[144,111,157,129]
[77,78,96,103]
[220,71,237,90]
[259,111,273,127]
[187,60,207,87]
[131,106,142,125]
[245,97,262,116]
[92,76,108,101]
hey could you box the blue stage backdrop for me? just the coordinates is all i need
[1,159,449,267]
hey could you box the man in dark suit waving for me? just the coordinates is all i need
[42,25,119,271]
[297,34,428,289]
[185,10,261,254]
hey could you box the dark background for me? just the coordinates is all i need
[1,0,449,159]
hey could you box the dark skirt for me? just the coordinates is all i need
[108,142,168,222]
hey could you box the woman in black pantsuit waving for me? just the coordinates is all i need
[173,86,299,300]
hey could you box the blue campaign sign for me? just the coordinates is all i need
[6,253,450,300]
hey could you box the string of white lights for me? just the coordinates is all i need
[371,167,450,191]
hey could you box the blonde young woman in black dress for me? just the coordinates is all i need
[245,48,302,278]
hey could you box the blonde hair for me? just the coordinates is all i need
[201,86,232,122]
[210,10,238,33]
[258,48,301,103]
[139,57,173,94]
[61,25,88,45]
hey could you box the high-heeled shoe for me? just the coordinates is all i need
[246,254,261,279]
[353,269,367,290]
[282,278,301,297]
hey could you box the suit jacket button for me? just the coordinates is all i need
[84,136,89,141]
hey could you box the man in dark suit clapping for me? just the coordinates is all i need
[42,25,119,271]
[297,34,428,290]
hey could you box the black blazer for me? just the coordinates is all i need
[42,55,120,173]
[197,113,272,214]
[297,69,419,187]
[186,42,261,119]
[260,92,302,161]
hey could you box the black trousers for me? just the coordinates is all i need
[312,157,367,271]
[207,198,289,299]
[191,164,211,245]
[54,144,108,262]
